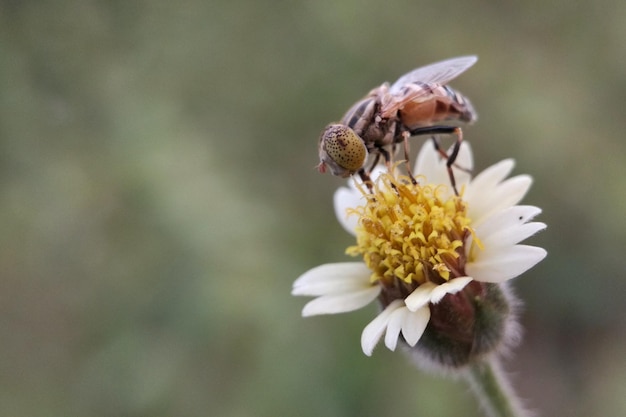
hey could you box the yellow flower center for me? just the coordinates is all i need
[346,173,474,297]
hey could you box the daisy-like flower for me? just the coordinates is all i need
[292,141,547,363]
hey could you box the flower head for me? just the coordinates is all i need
[293,141,546,364]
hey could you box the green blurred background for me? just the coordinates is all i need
[1,1,625,416]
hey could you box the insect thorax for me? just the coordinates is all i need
[341,95,398,150]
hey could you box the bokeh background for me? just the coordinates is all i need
[1,1,625,416]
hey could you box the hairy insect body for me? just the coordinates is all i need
[317,56,478,192]
[342,84,476,153]
[342,95,392,151]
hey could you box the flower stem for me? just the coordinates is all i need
[463,356,531,417]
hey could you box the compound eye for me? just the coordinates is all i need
[319,124,367,176]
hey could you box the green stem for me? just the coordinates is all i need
[463,356,531,417]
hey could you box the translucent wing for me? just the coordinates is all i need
[381,56,477,118]
[388,56,477,95]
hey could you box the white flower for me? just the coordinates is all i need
[293,141,547,356]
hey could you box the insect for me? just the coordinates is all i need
[317,56,478,194]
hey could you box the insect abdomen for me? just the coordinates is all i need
[399,86,476,128]
[442,85,477,123]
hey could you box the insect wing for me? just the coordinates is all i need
[380,83,432,118]
[388,56,477,95]
[381,56,477,118]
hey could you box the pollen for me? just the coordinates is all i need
[346,173,474,296]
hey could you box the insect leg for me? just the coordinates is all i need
[408,126,465,195]
[445,127,462,195]
[358,168,374,191]
[429,135,452,161]
[429,133,472,174]
[401,131,417,184]
[357,148,391,193]
[373,146,392,171]
[367,152,381,175]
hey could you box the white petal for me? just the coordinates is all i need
[467,175,533,227]
[301,286,381,316]
[480,222,546,248]
[429,276,473,303]
[383,305,433,351]
[475,206,546,247]
[414,140,442,181]
[293,262,370,293]
[361,300,404,356]
[475,206,542,237]
[490,175,533,209]
[466,245,548,283]
[384,306,408,351]
[333,186,362,236]
[405,278,474,311]
[292,278,372,296]
[466,159,515,194]
[412,141,474,196]
[333,167,388,236]
[401,306,430,347]
[369,165,388,182]
[404,282,437,311]
[416,141,474,176]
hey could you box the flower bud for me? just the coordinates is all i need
[404,281,521,372]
